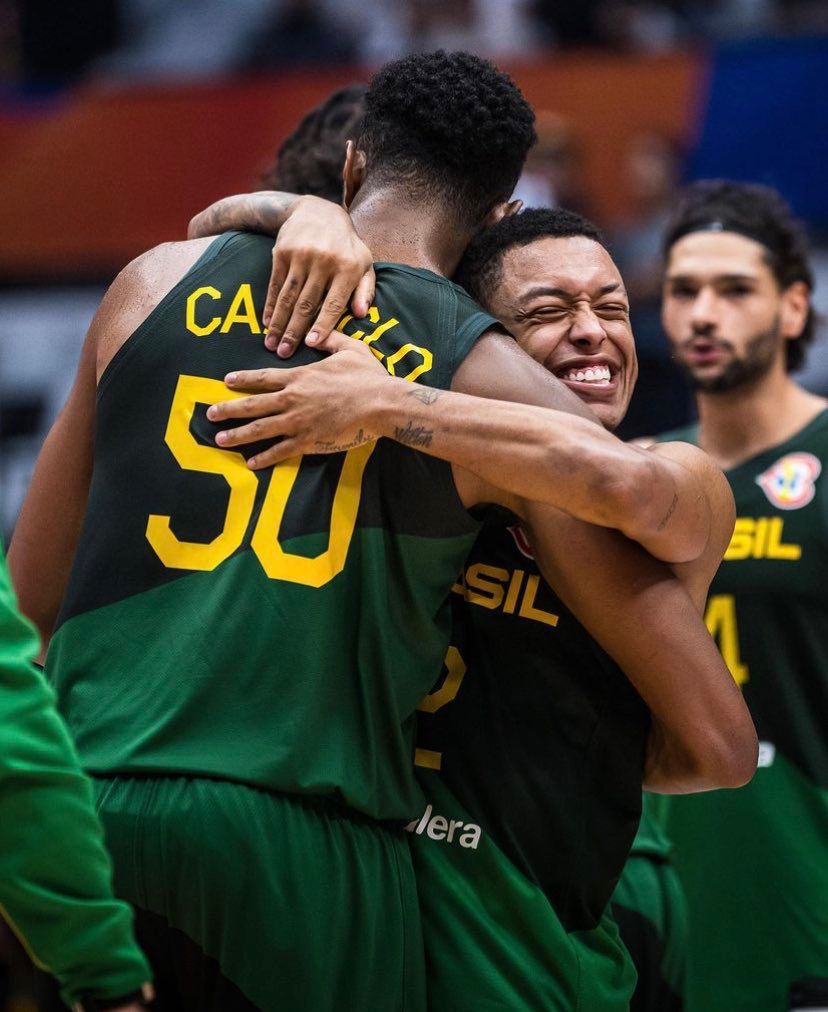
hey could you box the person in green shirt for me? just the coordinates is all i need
[652,181,828,1012]
[0,541,151,1012]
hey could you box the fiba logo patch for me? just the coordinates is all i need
[507,524,535,560]
[756,453,822,510]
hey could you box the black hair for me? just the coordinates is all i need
[664,180,815,371]
[359,50,536,231]
[455,207,605,308]
[263,83,367,203]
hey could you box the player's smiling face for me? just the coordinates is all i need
[491,236,637,430]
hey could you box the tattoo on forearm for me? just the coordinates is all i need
[408,387,443,406]
[394,421,434,448]
[657,492,679,531]
[314,428,373,453]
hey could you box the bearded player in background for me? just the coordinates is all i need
[653,180,828,1012]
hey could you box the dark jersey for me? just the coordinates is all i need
[410,510,649,1008]
[47,232,495,823]
[655,411,828,1011]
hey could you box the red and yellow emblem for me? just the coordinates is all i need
[755,452,822,510]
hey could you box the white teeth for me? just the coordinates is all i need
[563,365,612,385]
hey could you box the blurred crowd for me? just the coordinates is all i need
[3,0,828,87]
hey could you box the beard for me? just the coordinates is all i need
[676,317,781,394]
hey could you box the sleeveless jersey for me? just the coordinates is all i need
[47,232,495,823]
[654,411,828,1012]
[410,510,649,1009]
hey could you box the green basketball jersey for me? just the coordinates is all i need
[654,410,828,1011]
[47,231,495,823]
[410,510,647,1008]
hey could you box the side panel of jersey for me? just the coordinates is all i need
[656,412,828,1012]
[410,513,649,1008]
[48,233,494,823]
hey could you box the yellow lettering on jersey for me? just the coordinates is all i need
[503,569,524,614]
[337,306,433,380]
[414,748,442,770]
[752,517,770,558]
[766,517,801,559]
[186,286,222,337]
[464,563,508,609]
[518,574,559,627]
[724,517,801,561]
[705,594,748,686]
[386,344,434,383]
[219,284,262,334]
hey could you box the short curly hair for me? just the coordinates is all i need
[664,181,816,372]
[455,207,605,308]
[263,83,366,203]
[359,51,536,230]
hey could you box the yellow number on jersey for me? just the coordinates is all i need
[146,375,258,571]
[415,646,467,771]
[704,594,749,686]
[147,373,374,587]
[252,441,375,587]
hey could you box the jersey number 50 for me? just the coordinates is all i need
[145,374,375,588]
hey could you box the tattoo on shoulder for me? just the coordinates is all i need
[408,387,442,406]
[657,492,679,531]
[314,428,373,453]
[394,421,434,448]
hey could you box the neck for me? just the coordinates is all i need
[694,364,827,469]
[350,188,472,277]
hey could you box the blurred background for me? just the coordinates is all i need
[0,0,828,551]
[0,2,827,1008]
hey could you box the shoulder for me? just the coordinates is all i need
[94,238,216,379]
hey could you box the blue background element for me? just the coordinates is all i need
[690,37,828,228]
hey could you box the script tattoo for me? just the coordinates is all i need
[657,492,679,531]
[394,421,434,448]
[408,387,443,406]
[314,428,373,453]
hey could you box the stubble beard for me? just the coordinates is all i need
[676,317,781,395]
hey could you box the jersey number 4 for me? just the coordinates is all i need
[145,374,375,588]
[704,594,749,687]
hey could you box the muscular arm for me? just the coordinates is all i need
[8,240,212,648]
[393,331,711,563]
[213,331,712,564]
[522,496,756,794]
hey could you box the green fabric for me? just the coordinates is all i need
[611,850,687,1009]
[655,410,828,1010]
[410,772,635,1011]
[49,231,493,823]
[629,793,673,860]
[0,543,150,1005]
[95,775,425,1011]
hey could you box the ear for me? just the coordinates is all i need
[483,199,523,228]
[343,140,367,209]
[780,280,810,341]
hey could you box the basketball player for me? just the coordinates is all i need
[194,201,756,1008]
[653,180,828,1012]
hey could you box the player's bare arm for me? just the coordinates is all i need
[189,192,375,354]
[522,498,756,793]
[8,239,213,646]
[209,330,713,564]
